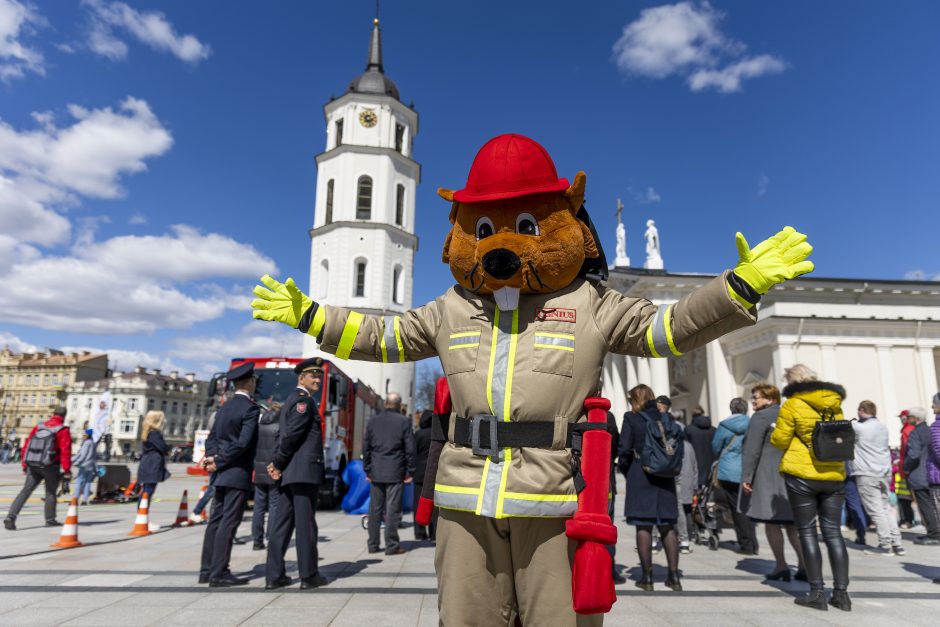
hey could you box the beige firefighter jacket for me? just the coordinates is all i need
[316,271,756,519]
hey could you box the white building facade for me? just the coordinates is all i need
[304,19,418,408]
[601,268,940,446]
[67,368,209,457]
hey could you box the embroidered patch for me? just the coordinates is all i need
[295,402,307,414]
[534,307,576,323]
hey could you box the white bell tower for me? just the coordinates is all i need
[305,18,419,410]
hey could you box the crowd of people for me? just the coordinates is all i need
[613,363,940,612]
[3,358,939,613]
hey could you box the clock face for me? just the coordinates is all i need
[359,110,378,128]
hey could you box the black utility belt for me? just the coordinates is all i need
[432,413,607,457]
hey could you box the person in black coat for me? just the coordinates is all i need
[198,363,260,588]
[250,402,281,550]
[363,393,416,555]
[413,410,436,541]
[137,411,169,501]
[265,357,328,590]
[684,405,716,487]
[617,384,681,592]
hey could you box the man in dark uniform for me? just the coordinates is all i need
[198,362,259,587]
[264,357,329,590]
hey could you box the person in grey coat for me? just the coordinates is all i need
[741,384,805,581]
[72,429,97,506]
[363,392,416,555]
[676,436,697,554]
[904,406,940,544]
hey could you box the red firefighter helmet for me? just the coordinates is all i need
[452,134,570,203]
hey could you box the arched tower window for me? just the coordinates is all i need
[319,259,330,299]
[325,179,334,225]
[392,265,404,305]
[395,184,405,226]
[356,176,372,220]
[354,259,367,297]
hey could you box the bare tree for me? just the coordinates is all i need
[414,360,444,413]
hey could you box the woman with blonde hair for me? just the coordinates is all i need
[771,364,851,612]
[137,410,170,502]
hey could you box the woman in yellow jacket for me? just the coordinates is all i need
[770,364,851,612]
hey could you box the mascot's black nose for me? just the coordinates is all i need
[481,248,521,280]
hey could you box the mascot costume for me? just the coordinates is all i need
[252,133,814,626]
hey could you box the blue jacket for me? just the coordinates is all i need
[207,393,259,491]
[712,414,750,484]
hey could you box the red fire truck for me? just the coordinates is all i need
[206,356,382,508]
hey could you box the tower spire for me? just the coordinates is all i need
[367,14,383,72]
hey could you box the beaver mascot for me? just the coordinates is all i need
[252,133,814,626]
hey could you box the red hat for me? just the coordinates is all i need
[898,409,909,417]
[452,134,570,203]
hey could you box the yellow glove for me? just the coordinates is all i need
[733,226,814,295]
[251,275,314,329]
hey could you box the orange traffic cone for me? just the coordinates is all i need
[123,480,137,497]
[128,492,152,536]
[51,497,83,549]
[198,481,209,522]
[172,490,190,527]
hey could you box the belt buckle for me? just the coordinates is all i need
[470,414,498,457]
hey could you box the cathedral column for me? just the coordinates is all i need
[876,344,899,438]
[917,346,938,403]
[636,357,651,388]
[820,343,838,383]
[706,341,735,421]
[772,342,796,387]
[625,355,638,391]
[649,359,670,399]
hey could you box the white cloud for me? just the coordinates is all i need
[689,54,786,93]
[904,270,940,281]
[757,173,769,197]
[128,212,146,225]
[170,322,304,377]
[612,2,786,93]
[60,344,187,376]
[627,186,662,205]
[0,0,44,81]
[0,226,277,334]
[0,330,37,353]
[82,0,210,64]
[0,97,172,246]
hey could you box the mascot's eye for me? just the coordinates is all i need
[515,213,539,236]
[475,217,495,240]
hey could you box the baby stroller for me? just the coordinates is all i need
[691,462,723,550]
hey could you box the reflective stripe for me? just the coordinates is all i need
[647,304,681,358]
[309,306,326,337]
[477,307,518,518]
[448,332,481,349]
[727,282,754,309]
[434,487,479,512]
[533,334,575,349]
[380,315,397,363]
[393,317,405,362]
[336,311,364,359]
[501,496,579,517]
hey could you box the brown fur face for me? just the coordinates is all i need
[439,172,599,295]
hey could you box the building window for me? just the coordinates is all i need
[319,260,330,300]
[354,260,367,298]
[356,176,372,220]
[43,374,48,385]
[161,400,167,412]
[182,402,188,415]
[148,398,154,411]
[335,119,344,147]
[325,179,334,224]
[129,398,138,411]
[392,265,404,305]
[171,401,178,414]
[120,419,135,434]
[395,184,405,226]
[395,123,404,153]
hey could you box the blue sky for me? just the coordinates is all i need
[1,1,938,379]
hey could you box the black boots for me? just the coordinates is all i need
[794,587,828,611]
[664,570,682,591]
[635,569,653,591]
[829,589,852,612]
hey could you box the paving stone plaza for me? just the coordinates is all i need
[0,463,938,626]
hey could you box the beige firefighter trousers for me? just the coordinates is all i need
[435,509,604,627]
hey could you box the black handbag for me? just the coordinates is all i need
[798,408,855,462]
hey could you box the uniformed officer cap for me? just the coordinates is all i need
[226,362,255,382]
[294,357,324,375]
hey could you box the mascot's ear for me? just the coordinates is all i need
[564,171,586,214]
[579,220,600,259]
[438,188,459,224]
[441,228,453,264]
